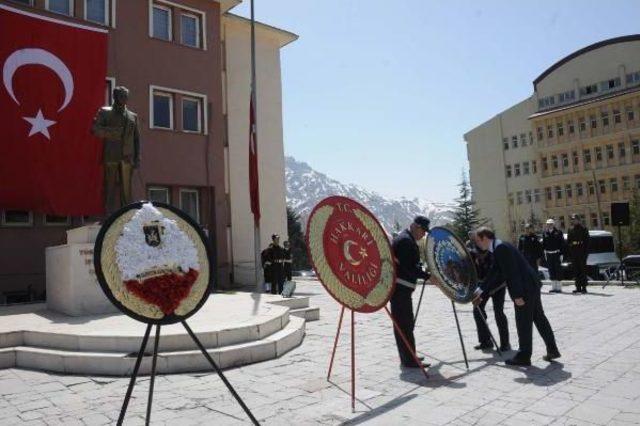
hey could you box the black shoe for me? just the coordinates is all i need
[581,288,587,294]
[499,344,512,352]
[572,289,581,294]
[543,350,561,362]
[505,356,531,367]
[418,356,425,361]
[401,361,431,369]
[474,343,493,350]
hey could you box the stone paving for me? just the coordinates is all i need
[1,281,640,425]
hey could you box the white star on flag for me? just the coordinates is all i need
[23,109,56,140]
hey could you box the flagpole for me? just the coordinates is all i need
[250,0,262,291]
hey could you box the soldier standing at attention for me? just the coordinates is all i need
[283,240,293,282]
[543,219,564,293]
[567,214,590,294]
[518,224,544,272]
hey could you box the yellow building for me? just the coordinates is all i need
[465,35,640,241]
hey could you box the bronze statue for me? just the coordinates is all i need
[92,86,140,214]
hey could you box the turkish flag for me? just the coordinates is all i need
[249,94,260,226]
[0,5,108,216]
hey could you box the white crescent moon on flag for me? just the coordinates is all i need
[343,240,362,266]
[2,48,74,112]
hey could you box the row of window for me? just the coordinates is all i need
[502,132,534,150]
[540,140,640,174]
[1,187,201,227]
[512,211,610,233]
[10,0,206,49]
[536,105,637,141]
[505,160,538,178]
[151,87,207,133]
[537,70,640,110]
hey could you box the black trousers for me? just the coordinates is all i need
[514,290,558,360]
[572,255,588,290]
[473,286,509,348]
[390,285,416,365]
[546,252,562,281]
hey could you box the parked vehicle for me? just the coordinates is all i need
[293,270,316,278]
[561,230,620,280]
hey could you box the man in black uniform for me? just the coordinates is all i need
[543,219,565,293]
[390,216,431,368]
[264,234,287,295]
[473,227,560,366]
[518,224,544,271]
[283,240,293,282]
[469,233,510,351]
[567,214,590,294]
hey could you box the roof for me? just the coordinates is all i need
[533,34,640,90]
[224,13,298,48]
[529,85,640,119]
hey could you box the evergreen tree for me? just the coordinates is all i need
[286,206,311,270]
[623,189,640,254]
[451,170,488,240]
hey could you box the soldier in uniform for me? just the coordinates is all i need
[543,219,565,293]
[264,234,287,295]
[518,224,544,271]
[390,216,431,368]
[92,86,140,214]
[567,214,590,294]
[283,240,293,282]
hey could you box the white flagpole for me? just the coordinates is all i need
[250,0,262,291]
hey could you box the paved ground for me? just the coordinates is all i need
[1,281,640,425]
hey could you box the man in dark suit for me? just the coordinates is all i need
[473,227,560,366]
[390,216,431,368]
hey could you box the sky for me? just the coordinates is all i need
[232,0,640,203]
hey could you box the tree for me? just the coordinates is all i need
[286,206,311,270]
[451,170,488,241]
[623,189,640,254]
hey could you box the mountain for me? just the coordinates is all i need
[285,156,455,233]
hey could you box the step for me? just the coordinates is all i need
[291,306,320,322]
[2,317,305,376]
[269,296,310,310]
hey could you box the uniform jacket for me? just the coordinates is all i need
[92,105,140,166]
[480,240,541,301]
[518,234,544,264]
[542,228,565,253]
[263,243,287,285]
[567,224,589,259]
[392,229,428,289]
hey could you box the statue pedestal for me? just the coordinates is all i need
[46,225,118,316]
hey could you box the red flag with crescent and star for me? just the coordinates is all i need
[0,4,108,216]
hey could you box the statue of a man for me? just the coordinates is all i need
[91,86,140,214]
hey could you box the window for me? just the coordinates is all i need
[627,71,640,85]
[565,184,572,198]
[547,125,554,138]
[514,163,521,176]
[606,144,614,160]
[179,189,200,222]
[44,215,71,226]
[85,0,108,25]
[561,153,569,168]
[542,157,548,171]
[581,84,598,96]
[508,194,514,206]
[636,174,640,189]
[503,138,509,150]
[588,181,595,195]
[601,111,609,127]
[555,186,562,199]
[576,182,584,197]
[601,78,620,91]
[595,147,602,162]
[148,186,170,203]
[590,115,597,129]
[559,90,575,103]
[610,178,618,193]
[534,189,541,203]
[1,210,33,227]
[598,179,606,194]
[619,142,627,158]
[572,151,579,167]
[525,190,532,204]
[627,106,635,121]
[579,117,586,132]
[559,216,565,229]
[181,13,201,48]
[545,187,552,200]
[633,140,640,155]
[557,122,564,136]
[552,155,558,169]
[532,160,537,174]
[523,161,530,175]
[516,191,523,205]
[590,213,598,228]
[583,149,592,164]
[613,109,621,124]
[528,131,534,145]
[603,212,610,226]
[505,165,512,178]
[47,0,73,15]
[105,77,115,106]
[152,4,172,41]
[512,135,518,148]
[622,176,630,191]
[568,120,575,134]
[182,97,202,132]
[520,133,527,147]
[152,91,173,129]
[537,127,544,141]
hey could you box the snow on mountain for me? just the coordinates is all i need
[285,156,455,232]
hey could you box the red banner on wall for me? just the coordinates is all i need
[0,5,108,215]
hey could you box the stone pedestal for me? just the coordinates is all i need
[46,225,118,316]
